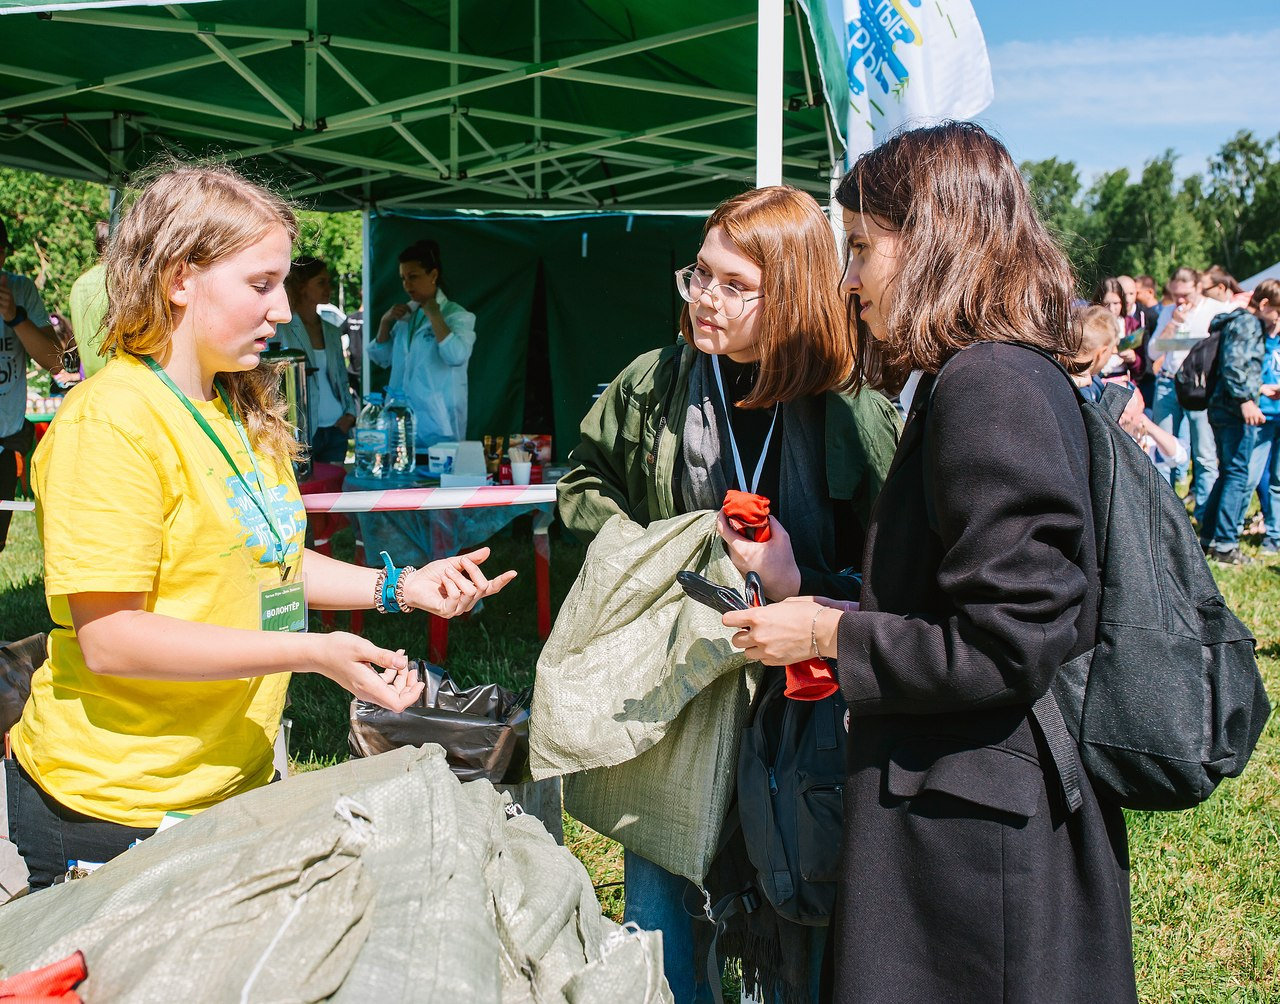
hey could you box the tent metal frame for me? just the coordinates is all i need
[0,1,835,211]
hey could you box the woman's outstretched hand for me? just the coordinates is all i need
[715,511,801,600]
[309,632,423,711]
[400,546,517,618]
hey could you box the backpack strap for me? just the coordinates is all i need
[701,885,760,1004]
[1098,380,1133,422]
[1030,691,1084,813]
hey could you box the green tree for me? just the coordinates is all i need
[296,210,363,313]
[1022,157,1097,287]
[0,168,109,311]
[1191,130,1275,278]
[1084,153,1207,287]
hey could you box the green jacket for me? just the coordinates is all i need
[558,340,901,549]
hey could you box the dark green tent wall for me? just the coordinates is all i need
[368,211,707,459]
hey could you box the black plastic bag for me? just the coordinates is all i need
[349,660,531,784]
[1,633,47,734]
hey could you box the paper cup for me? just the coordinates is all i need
[511,461,532,486]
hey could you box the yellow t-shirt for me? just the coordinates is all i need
[12,354,307,827]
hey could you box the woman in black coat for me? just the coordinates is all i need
[723,122,1137,1002]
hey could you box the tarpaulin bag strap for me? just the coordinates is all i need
[1008,346,1270,810]
[1173,330,1221,411]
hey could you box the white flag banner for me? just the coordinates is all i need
[799,0,994,162]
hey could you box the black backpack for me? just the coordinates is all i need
[1015,351,1271,811]
[696,676,847,1003]
[733,673,846,925]
[1173,330,1221,410]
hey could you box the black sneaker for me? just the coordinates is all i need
[1209,546,1253,566]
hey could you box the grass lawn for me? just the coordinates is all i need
[2,506,1277,999]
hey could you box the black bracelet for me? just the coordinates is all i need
[4,305,26,328]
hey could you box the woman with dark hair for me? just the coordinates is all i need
[370,238,476,455]
[276,256,359,463]
[1092,274,1143,381]
[558,185,900,1002]
[723,123,1137,1002]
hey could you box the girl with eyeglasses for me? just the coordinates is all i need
[557,186,901,1002]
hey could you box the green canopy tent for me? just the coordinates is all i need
[0,0,841,453]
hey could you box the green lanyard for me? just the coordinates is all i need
[143,356,291,579]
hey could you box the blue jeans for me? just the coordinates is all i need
[624,850,711,1004]
[1201,413,1259,549]
[1152,375,1218,519]
[1246,420,1280,544]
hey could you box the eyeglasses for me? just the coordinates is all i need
[675,265,763,320]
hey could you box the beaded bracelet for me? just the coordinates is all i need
[394,564,417,613]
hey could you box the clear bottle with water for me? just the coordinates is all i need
[383,388,417,477]
[353,393,390,478]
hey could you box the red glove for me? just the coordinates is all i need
[722,490,771,542]
[723,491,837,702]
[0,950,87,1003]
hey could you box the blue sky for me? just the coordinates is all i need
[968,0,1280,185]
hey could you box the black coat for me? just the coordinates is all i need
[832,343,1137,1003]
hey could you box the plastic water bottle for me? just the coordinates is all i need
[354,393,389,478]
[383,388,417,477]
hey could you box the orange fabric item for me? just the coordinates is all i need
[722,492,838,702]
[783,658,838,702]
[0,950,87,1003]
[722,490,771,542]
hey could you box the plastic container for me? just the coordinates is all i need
[382,388,417,477]
[354,393,389,478]
[427,441,458,475]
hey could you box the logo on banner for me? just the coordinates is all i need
[846,0,922,100]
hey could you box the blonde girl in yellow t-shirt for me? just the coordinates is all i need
[8,165,515,890]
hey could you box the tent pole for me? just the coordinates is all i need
[361,208,372,400]
[534,0,542,200]
[449,0,459,178]
[756,0,783,186]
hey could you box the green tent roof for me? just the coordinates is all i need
[0,1,837,211]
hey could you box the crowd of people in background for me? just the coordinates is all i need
[1068,264,1279,562]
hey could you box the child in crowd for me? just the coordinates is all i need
[1071,304,1122,402]
[1119,389,1189,476]
[1073,304,1187,473]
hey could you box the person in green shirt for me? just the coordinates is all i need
[69,221,110,378]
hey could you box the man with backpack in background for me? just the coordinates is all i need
[1197,280,1280,564]
[1149,267,1233,520]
